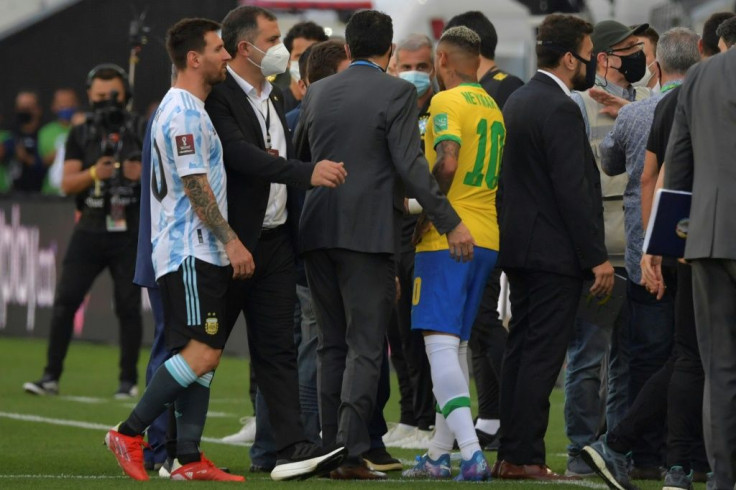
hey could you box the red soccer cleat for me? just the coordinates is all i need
[104,426,149,481]
[170,454,245,481]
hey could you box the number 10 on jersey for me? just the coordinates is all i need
[463,119,504,190]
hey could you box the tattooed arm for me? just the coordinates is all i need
[412,140,461,245]
[431,140,460,195]
[181,174,254,279]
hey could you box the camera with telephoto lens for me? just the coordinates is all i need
[91,90,126,132]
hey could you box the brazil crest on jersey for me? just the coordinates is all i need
[149,88,229,279]
[417,83,504,252]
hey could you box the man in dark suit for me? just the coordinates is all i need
[664,45,736,490]
[204,5,348,482]
[494,13,614,480]
[296,9,474,479]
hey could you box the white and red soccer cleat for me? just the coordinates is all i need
[104,425,149,481]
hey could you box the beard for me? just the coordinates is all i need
[571,63,588,92]
[205,65,227,86]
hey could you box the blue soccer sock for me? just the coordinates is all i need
[175,371,214,464]
[118,354,198,436]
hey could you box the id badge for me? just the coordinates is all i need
[106,199,127,232]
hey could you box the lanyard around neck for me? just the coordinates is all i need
[248,94,272,149]
[351,60,384,72]
[660,80,683,94]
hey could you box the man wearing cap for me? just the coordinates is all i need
[564,20,652,478]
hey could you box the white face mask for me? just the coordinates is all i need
[289,60,301,82]
[633,61,656,88]
[247,42,290,77]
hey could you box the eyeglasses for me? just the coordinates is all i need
[606,42,644,55]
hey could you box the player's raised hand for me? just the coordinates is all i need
[311,160,347,188]
[226,239,255,279]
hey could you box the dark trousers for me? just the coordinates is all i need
[667,263,707,473]
[499,268,582,465]
[691,259,736,490]
[607,358,672,458]
[44,229,142,383]
[627,274,675,467]
[143,287,171,465]
[305,248,395,460]
[226,226,304,454]
[371,343,391,449]
[605,264,708,473]
[387,249,434,430]
[469,266,507,421]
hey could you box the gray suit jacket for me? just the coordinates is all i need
[665,49,736,260]
[295,63,460,254]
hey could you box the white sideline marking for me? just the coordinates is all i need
[59,396,106,404]
[0,411,245,446]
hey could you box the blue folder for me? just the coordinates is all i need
[643,189,692,258]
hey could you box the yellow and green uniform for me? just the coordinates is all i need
[417,83,504,253]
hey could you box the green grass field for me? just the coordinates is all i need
[0,337,702,489]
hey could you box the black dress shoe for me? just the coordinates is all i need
[477,428,501,451]
[330,461,388,480]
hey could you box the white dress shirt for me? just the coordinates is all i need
[227,65,288,229]
[538,69,572,97]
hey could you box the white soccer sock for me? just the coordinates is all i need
[424,335,480,461]
[475,418,500,435]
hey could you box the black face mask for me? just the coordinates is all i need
[613,50,646,84]
[15,110,33,126]
[571,52,597,91]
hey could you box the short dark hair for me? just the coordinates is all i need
[444,11,498,60]
[166,18,221,70]
[298,45,313,80]
[716,16,736,49]
[284,21,328,52]
[536,14,593,69]
[221,6,277,58]
[439,26,481,58]
[306,40,348,83]
[345,10,392,59]
[702,12,735,56]
[638,26,659,56]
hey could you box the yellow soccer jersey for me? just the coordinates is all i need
[416,83,504,252]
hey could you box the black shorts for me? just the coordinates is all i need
[158,256,232,351]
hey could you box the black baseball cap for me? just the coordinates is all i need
[592,20,649,53]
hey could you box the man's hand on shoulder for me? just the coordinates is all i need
[310,160,347,188]
[225,238,255,280]
[590,260,615,297]
[446,222,475,263]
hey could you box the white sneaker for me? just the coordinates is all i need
[399,428,434,449]
[221,416,256,443]
[382,423,417,447]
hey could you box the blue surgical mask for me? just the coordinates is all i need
[399,70,431,97]
[56,107,77,122]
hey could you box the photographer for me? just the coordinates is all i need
[24,64,144,398]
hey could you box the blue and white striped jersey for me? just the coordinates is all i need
[149,88,228,279]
